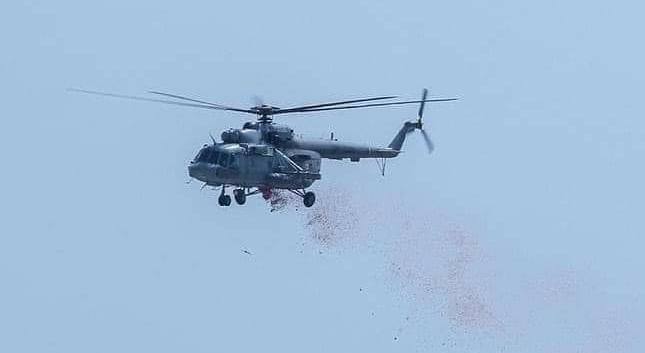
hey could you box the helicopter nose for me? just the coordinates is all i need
[188,163,205,180]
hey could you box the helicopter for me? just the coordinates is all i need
[71,88,457,207]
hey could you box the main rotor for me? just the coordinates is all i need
[249,104,281,122]
[69,88,458,123]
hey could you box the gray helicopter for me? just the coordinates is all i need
[71,88,457,207]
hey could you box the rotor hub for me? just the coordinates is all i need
[251,105,281,122]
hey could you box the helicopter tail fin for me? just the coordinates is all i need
[388,121,418,151]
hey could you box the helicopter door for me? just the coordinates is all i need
[244,145,274,179]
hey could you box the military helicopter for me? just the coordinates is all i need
[71,88,457,207]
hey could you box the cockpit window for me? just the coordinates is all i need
[194,147,218,164]
[209,151,220,164]
[194,147,237,168]
[194,148,208,162]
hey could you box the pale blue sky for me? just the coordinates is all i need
[1,1,644,352]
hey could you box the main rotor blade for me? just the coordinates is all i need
[420,129,435,154]
[277,96,398,113]
[148,90,246,111]
[276,98,458,114]
[69,88,257,114]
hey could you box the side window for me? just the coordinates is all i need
[208,151,219,164]
[249,145,273,156]
[218,153,230,167]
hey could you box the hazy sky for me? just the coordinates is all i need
[2,1,644,352]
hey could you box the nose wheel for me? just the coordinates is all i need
[218,185,231,206]
[218,194,231,206]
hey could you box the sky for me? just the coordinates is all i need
[1,0,644,352]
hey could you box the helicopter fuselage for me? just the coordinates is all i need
[187,121,401,190]
[188,142,321,190]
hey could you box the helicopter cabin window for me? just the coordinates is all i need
[249,145,274,156]
[218,152,229,167]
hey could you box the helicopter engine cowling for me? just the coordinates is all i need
[266,124,294,143]
[221,129,241,143]
[221,128,261,144]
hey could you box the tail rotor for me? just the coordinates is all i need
[416,88,434,154]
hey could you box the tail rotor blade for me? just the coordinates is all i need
[420,129,434,154]
[418,88,428,120]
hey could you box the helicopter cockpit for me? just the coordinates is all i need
[192,145,237,168]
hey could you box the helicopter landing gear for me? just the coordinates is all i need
[303,191,316,208]
[233,188,246,205]
[218,186,231,206]
[218,194,231,206]
[287,189,316,207]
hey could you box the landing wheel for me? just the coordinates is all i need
[303,191,316,208]
[218,194,231,206]
[233,189,246,205]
